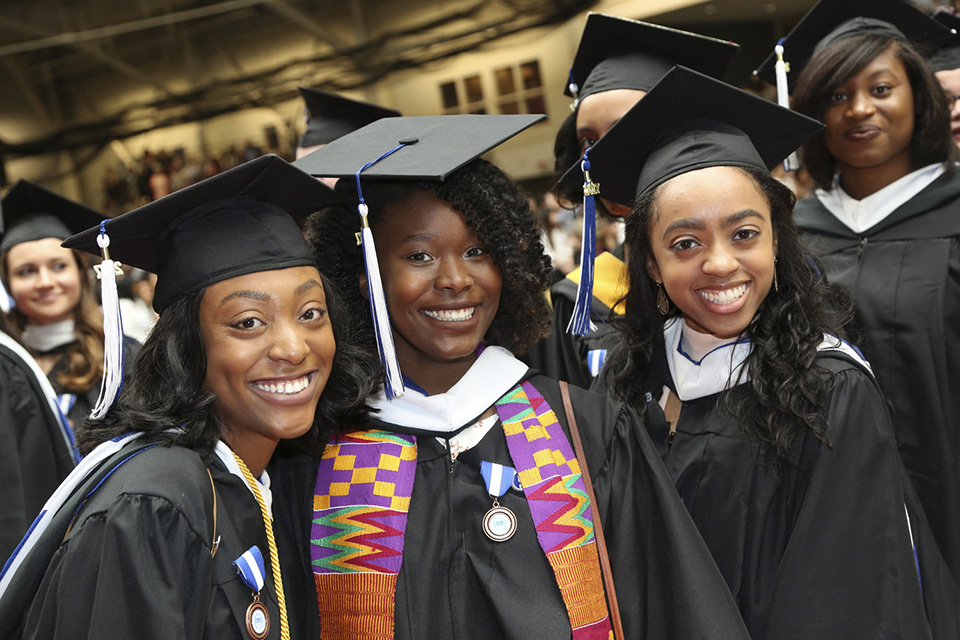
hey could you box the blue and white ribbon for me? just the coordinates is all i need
[233,545,266,593]
[480,461,516,499]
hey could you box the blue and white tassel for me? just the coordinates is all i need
[566,151,598,336]
[355,144,411,398]
[90,221,125,419]
[774,40,799,172]
[568,67,580,110]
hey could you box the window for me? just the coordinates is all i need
[439,75,486,115]
[495,60,546,116]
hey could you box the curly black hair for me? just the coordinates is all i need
[792,33,959,190]
[602,166,853,463]
[76,271,375,460]
[305,158,552,365]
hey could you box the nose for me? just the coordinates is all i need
[702,244,738,277]
[846,91,876,119]
[268,320,309,364]
[435,257,473,292]
[35,267,54,289]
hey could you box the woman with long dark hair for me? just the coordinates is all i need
[591,66,959,637]
[757,0,960,583]
[0,156,373,640]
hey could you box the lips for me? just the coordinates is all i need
[844,125,880,142]
[422,306,476,322]
[253,372,312,395]
[697,283,747,306]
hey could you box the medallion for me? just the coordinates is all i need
[483,502,518,542]
[245,595,270,639]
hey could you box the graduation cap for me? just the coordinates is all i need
[754,0,952,91]
[298,87,400,150]
[0,180,105,255]
[930,12,960,72]
[294,113,545,398]
[63,154,340,418]
[568,66,823,206]
[565,13,739,103]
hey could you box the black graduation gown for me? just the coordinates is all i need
[521,245,626,389]
[0,340,75,562]
[45,336,141,430]
[795,172,960,582]
[274,371,750,640]
[20,444,300,640]
[640,340,960,638]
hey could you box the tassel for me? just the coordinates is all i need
[774,40,799,172]
[566,151,598,336]
[90,221,125,419]
[354,143,412,398]
[358,203,405,398]
[0,278,12,313]
[568,67,580,111]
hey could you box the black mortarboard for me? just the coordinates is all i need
[293,113,545,179]
[565,66,823,205]
[930,12,960,72]
[565,13,738,101]
[0,180,105,255]
[755,0,952,90]
[293,113,545,398]
[298,87,400,149]
[63,154,340,313]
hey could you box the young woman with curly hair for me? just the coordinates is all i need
[275,114,751,640]
[589,66,960,637]
[0,156,374,640]
[0,181,140,431]
[525,13,739,390]
[774,0,960,585]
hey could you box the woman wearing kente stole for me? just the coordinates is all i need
[0,156,373,639]
[274,114,750,639]
[586,65,960,637]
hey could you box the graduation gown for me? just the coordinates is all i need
[521,245,628,389]
[20,443,298,640]
[0,336,75,562]
[639,338,960,638]
[795,172,960,581]
[44,335,141,430]
[274,354,749,640]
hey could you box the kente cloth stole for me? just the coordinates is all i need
[311,382,612,640]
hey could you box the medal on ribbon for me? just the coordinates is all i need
[480,460,518,542]
[233,545,271,639]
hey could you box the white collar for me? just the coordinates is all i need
[214,441,272,515]
[664,317,873,401]
[370,345,528,433]
[815,163,944,233]
[22,319,76,353]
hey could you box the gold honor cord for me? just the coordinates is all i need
[232,452,290,640]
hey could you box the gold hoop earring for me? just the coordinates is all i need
[657,283,669,315]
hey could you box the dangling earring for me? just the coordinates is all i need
[773,258,779,292]
[657,283,669,315]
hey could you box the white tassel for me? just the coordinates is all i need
[90,229,125,419]
[359,203,405,398]
[775,42,800,172]
[0,278,11,313]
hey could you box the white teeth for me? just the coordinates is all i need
[698,284,747,305]
[255,375,309,395]
[423,307,476,321]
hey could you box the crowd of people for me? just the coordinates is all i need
[2,0,960,638]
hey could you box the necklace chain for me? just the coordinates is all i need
[232,452,290,640]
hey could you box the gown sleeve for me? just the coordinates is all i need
[0,356,72,562]
[565,383,751,639]
[758,363,960,639]
[23,470,215,639]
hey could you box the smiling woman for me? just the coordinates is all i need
[0,156,374,640]
[590,65,960,636]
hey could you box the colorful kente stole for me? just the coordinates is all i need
[494,381,613,640]
[311,383,612,640]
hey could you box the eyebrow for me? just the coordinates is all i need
[662,209,764,239]
[218,290,270,307]
[294,279,323,296]
[398,232,437,244]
